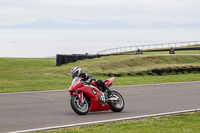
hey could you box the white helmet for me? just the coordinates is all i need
[71,66,82,79]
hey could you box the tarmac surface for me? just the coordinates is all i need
[0,81,200,132]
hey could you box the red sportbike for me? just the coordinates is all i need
[69,77,125,115]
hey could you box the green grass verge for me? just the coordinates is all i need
[0,54,200,93]
[0,58,68,93]
[35,112,200,133]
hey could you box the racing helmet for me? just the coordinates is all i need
[71,66,82,79]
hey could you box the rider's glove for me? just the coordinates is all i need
[85,76,94,84]
[85,79,91,84]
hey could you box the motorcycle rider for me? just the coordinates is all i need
[71,66,113,98]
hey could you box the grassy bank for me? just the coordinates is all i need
[145,50,200,55]
[36,112,200,133]
[0,54,200,93]
[65,54,200,76]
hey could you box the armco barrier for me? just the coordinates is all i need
[56,54,110,66]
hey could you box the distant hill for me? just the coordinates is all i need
[0,17,200,29]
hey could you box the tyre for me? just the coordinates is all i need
[108,91,125,112]
[56,54,65,66]
[72,55,79,62]
[70,95,89,115]
[64,55,73,63]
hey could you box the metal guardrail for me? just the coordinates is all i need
[97,41,200,55]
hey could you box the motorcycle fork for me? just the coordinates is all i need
[77,92,84,103]
[73,91,83,103]
[81,92,84,103]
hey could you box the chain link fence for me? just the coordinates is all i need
[97,41,200,55]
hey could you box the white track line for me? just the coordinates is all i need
[8,108,200,133]
[1,81,200,95]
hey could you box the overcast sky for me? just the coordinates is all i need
[0,0,200,28]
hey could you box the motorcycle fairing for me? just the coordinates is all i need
[71,85,110,112]
[104,77,115,88]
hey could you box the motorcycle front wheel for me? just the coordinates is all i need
[108,90,125,112]
[70,95,89,115]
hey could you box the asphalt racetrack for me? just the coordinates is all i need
[0,82,200,132]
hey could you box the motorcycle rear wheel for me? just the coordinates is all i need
[70,95,89,115]
[108,90,125,112]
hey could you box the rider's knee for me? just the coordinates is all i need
[96,80,104,87]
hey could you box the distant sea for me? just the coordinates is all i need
[0,29,199,58]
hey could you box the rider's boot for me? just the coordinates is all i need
[105,85,113,98]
